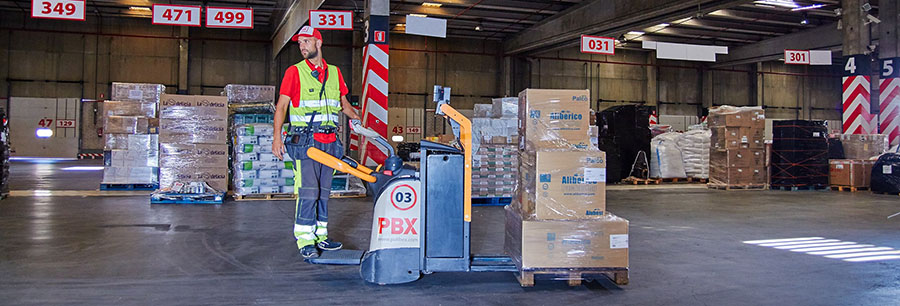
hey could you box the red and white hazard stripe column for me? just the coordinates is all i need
[359,15,390,166]
[649,111,658,125]
[842,55,876,134]
[879,57,900,146]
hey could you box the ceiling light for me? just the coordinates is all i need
[36,128,53,138]
[391,135,404,142]
[422,2,442,8]
[626,31,645,35]
[475,25,482,31]
[657,23,670,27]
[674,17,692,23]
[800,12,809,24]
[397,23,406,27]
[791,4,825,11]
[61,166,105,171]
[129,6,151,12]
[753,0,799,8]
[409,14,428,18]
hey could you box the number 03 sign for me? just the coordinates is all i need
[309,10,353,30]
[31,0,85,21]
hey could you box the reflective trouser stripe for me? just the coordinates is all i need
[315,221,328,238]
[289,114,340,125]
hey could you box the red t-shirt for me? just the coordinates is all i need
[279,59,349,108]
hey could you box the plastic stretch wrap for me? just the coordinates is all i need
[504,206,629,270]
[104,101,157,118]
[111,82,164,104]
[678,129,711,178]
[330,174,367,197]
[491,97,518,118]
[159,167,228,192]
[224,84,277,104]
[650,125,672,138]
[104,116,154,134]
[840,134,888,159]
[770,120,828,187]
[471,117,517,152]
[474,104,493,118]
[515,148,606,220]
[518,89,592,152]
[235,177,295,188]
[104,134,158,151]
[871,153,900,193]
[597,105,652,183]
[235,143,274,154]
[234,169,293,180]
[235,160,294,171]
[235,186,285,195]
[472,143,518,198]
[708,106,765,128]
[650,132,686,178]
[159,143,228,169]
[102,167,159,184]
[233,114,275,125]
[159,118,227,144]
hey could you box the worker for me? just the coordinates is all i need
[273,25,364,259]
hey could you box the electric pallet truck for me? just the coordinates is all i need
[304,86,517,285]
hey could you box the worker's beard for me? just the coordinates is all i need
[303,48,319,60]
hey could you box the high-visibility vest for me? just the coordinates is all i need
[289,61,342,127]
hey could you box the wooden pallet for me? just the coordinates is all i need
[472,197,512,206]
[621,177,661,185]
[707,183,767,190]
[233,193,297,201]
[331,192,367,199]
[515,267,628,287]
[660,177,709,184]
[872,191,900,196]
[770,185,829,191]
[829,185,870,192]
[151,192,225,205]
[100,183,159,191]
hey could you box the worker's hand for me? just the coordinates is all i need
[350,119,362,132]
[273,135,287,161]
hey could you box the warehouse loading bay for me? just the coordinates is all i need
[1,0,900,304]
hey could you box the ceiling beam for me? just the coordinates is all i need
[503,0,752,55]
[712,22,845,67]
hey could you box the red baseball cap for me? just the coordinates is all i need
[292,26,322,42]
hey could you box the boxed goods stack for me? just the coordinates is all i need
[506,89,629,282]
[829,159,875,188]
[708,106,766,188]
[471,97,519,198]
[597,105,651,183]
[232,123,296,197]
[158,94,229,192]
[679,128,711,179]
[840,134,887,159]
[770,120,829,189]
[101,83,164,187]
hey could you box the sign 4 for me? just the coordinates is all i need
[206,7,253,29]
[31,0,85,21]
[152,4,201,27]
[784,50,810,65]
[309,10,353,30]
[843,54,872,76]
[580,35,615,55]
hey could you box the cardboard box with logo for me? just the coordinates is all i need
[157,94,229,191]
[517,89,591,151]
[505,206,629,269]
[159,167,228,192]
[517,150,606,220]
[159,143,229,168]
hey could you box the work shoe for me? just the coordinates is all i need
[300,245,319,259]
[317,238,343,251]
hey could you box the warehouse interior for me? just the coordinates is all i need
[1,0,899,304]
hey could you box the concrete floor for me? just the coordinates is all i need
[2,160,900,305]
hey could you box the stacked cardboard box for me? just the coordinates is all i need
[506,89,629,271]
[708,106,766,187]
[102,83,164,186]
[158,94,229,192]
[471,98,519,198]
[232,123,295,195]
[771,120,829,188]
[840,134,888,159]
[829,159,875,187]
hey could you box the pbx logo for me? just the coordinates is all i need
[572,95,589,102]
[377,217,417,235]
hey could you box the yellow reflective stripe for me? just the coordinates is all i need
[296,99,340,108]
[290,114,339,123]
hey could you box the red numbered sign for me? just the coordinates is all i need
[152,4,201,27]
[392,126,404,134]
[581,35,615,55]
[31,0,85,21]
[406,126,421,134]
[56,119,75,128]
[37,118,53,127]
[785,50,810,65]
[206,7,253,29]
[309,10,352,30]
